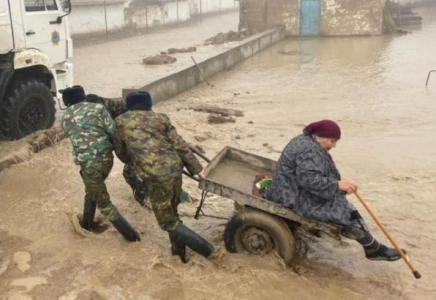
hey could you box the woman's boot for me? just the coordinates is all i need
[357,233,405,261]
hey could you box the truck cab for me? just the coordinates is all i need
[0,0,73,140]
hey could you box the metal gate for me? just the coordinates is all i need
[300,0,321,36]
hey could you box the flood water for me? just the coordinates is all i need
[1,6,436,300]
[157,6,436,299]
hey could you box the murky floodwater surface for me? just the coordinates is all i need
[1,7,436,300]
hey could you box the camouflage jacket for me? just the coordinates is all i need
[62,102,115,165]
[103,98,127,119]
[114,110,203,181]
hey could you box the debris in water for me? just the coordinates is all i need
[188,143,206,154]
[28,126,66,153]
[194,135,208,142]
[205,30,250,45]
[207,115,236,124]
[168,47,197,54]
[277,50,302,56]
[142,54,176,65]
[191,105,244,117]
[391,175,414,181]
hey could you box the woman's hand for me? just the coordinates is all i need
[339,179,358,194]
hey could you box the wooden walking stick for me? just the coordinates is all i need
[354,191,422,279]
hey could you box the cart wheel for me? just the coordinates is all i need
[224,207,295,265]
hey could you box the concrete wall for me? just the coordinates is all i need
[70,0,238,35]
[69,3,125,35]
[240,0,300,35]
[122,28,285,102]
[321,0,383,36]
[127,1,191,29]
[240,0,384,36]
[189,0,239,15]
[271,0,300,36]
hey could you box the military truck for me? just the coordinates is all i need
[0,0,73,140]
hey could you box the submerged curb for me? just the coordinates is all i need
[122,28,286,103]
[0,127,67,173]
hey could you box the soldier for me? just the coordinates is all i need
[61,86,140,242]
[86,94,148,205]
[113,91,215,263]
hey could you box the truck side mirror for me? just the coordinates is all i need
[56,0,72,24]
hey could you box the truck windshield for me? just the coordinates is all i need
[46,0,58,11]
[24,0,45,12]
[24,0,58,12]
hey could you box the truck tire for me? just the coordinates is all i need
[224,207,295,265]
[0,79,55,140]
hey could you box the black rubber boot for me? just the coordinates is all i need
[364,240,406,261]
[169,232,187,263]
[81,195,97,231]
[179,190,190,203]
[169,223,215,263]
[133,184,148,206]
[111,214,141,242]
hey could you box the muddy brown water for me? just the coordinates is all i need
[1,7,436,300]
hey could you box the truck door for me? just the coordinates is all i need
[0,0,14,52]
[21,0,67,64]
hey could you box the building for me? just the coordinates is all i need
[239,0,386,36]
[126,0,239,30]
[69,0,126,36]
[68,0,239,36]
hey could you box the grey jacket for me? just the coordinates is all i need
[267,134,356,226]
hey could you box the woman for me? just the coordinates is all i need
[267,120,403,261]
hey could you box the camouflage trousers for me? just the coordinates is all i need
[123,163,145,190]
[147,175,183,232]
[80,157,120,222]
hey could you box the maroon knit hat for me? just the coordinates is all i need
[303,120,341,140]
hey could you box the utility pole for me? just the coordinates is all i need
[104,0,109,40]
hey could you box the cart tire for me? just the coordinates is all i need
[224,207,295,265]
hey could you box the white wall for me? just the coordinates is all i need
[189,0,239,15]
[70,0,238,35]
[127,1,191,29]
[69,3,125,35]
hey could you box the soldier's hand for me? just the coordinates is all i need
[198,171,206,178]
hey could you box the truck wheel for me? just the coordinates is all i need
[0,79,55,140]
[224,207,295,265]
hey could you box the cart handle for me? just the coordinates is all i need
[189,145,211,163]
[182,169,199,181]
